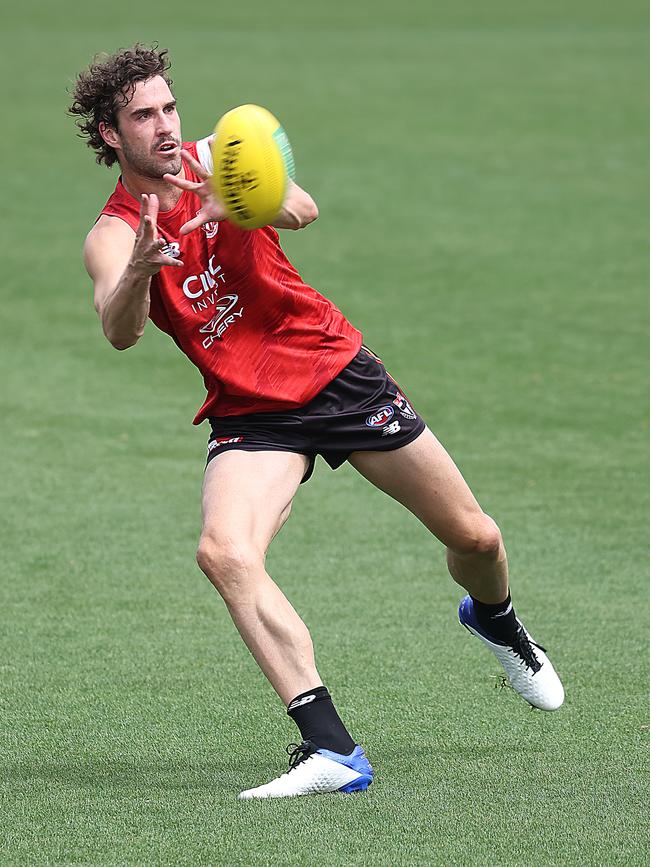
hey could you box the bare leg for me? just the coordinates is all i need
[349,427,508,604]
[349,427,565,712]
[445,535,507,603]
[196,450,322,705]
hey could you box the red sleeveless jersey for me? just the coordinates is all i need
[99,140,362,423]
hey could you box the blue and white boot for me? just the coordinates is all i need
[238,741,373,800]
[459,595,564,711]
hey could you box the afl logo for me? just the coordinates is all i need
[365,406,395,428]
[201,218,219,239]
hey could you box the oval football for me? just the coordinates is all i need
[210,104,295,230]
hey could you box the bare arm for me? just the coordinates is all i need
[84,194,183,350]
[163,149,318,236]
[272,178,319,230]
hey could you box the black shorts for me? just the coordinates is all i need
[206,346,426,483]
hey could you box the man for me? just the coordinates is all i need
[70,44,564,800]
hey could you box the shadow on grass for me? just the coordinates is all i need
[3,757,250,795]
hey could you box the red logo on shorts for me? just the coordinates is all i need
[208,436,244,453]
[393,392,417,420]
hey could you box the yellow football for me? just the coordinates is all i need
[210,104,296,230]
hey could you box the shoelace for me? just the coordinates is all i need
[286,740,317,772]
[510,628,546,673]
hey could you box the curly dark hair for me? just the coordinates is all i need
[68,43,174,167]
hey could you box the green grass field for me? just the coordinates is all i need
[1,1,649,863]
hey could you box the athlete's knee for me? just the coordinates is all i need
[275,502,292,535]
[446,513,503,560]
[196,534,263,599]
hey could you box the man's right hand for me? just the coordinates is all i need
[85,193,182,350]
[131,193,184,274]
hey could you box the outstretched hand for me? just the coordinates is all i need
[132,193,184,273]
[163,148,228,236]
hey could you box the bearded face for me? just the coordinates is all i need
[109,76,183,179]
[119,126,183,179]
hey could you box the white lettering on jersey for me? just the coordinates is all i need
[183,255,226,299]
[198,294,245,347]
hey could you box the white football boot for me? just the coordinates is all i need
[459,595,564,710]
[238,741,374,800]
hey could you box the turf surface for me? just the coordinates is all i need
[1,1,649,864]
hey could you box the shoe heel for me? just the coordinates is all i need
[339,774,373,794]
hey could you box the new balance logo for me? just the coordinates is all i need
[161,240,181,259]
[288,694,316,711]
[382,420,401,437]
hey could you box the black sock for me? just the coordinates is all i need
[471,592,519,644]
[287,686,355,755]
